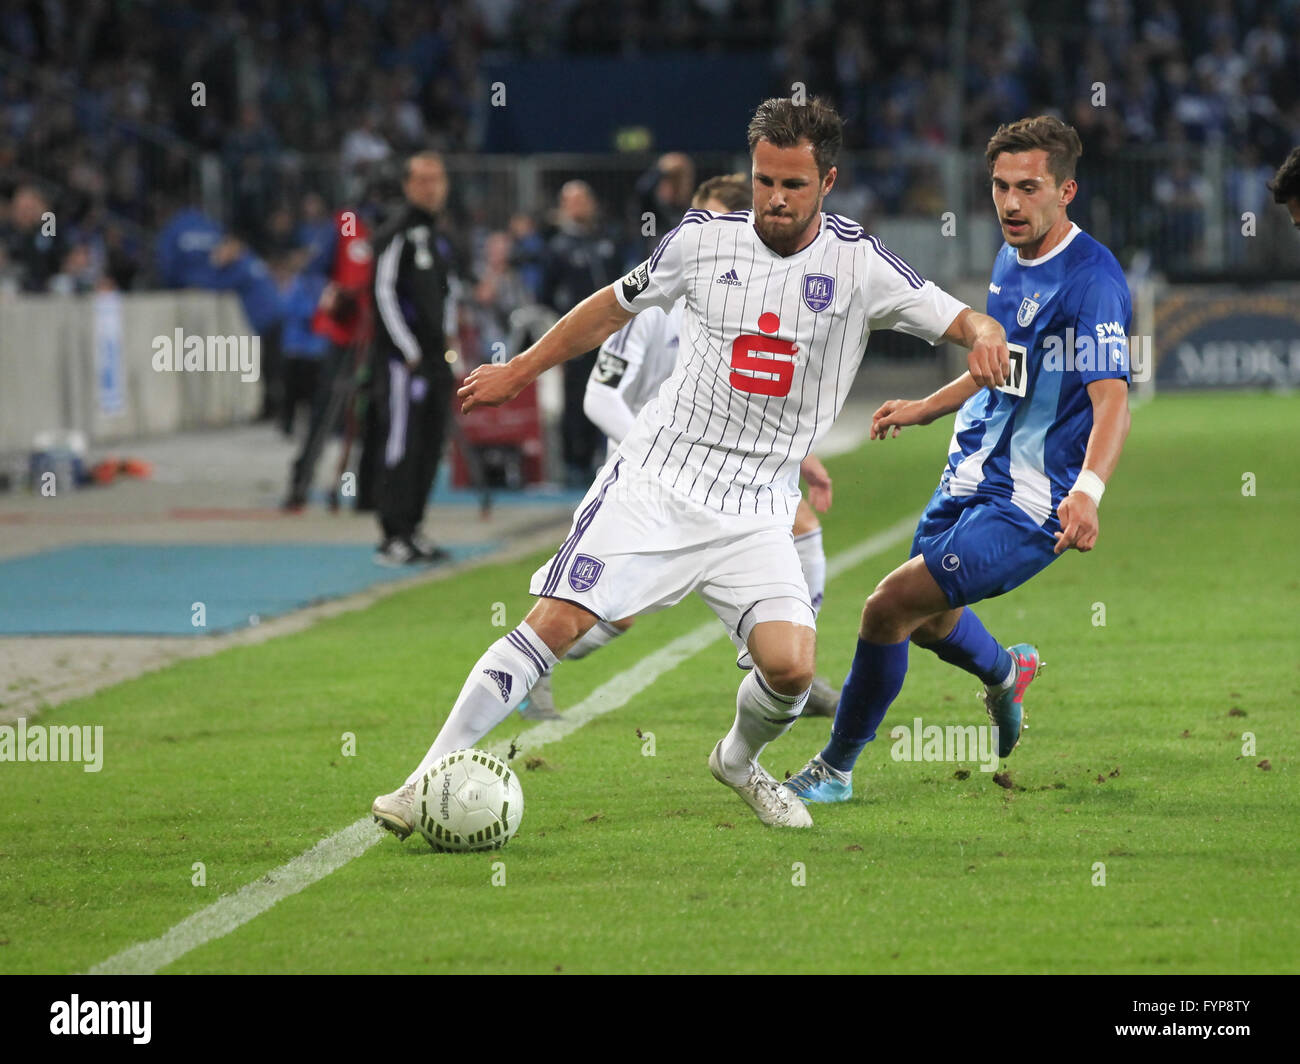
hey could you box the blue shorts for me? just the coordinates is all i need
[910,487,1059,608]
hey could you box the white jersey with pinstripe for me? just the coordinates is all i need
[612,208,967,518]
[586,299,684,454]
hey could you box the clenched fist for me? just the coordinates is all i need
[967,334,1011,390]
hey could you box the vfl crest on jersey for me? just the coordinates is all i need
[802,274,835,312]
[1016,297,1040,326]
[568,554,605,592]
[621,262,650,303]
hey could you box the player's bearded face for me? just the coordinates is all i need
[751,139,835,255]
[991,149,1076,254]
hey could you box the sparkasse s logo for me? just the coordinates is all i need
[50,995,151,1044]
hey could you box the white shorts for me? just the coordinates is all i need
[529,456,815,652]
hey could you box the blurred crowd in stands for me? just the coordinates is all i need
[1,0,1298,318]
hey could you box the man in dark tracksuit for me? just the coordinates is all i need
[370,152,457,565]
[541,181,623,487]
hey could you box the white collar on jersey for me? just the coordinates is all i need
[1015,222,1081,267]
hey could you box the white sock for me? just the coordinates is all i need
[717,669,809,782]
[794,528,826,615]
[405,621,558,785]
[565,620,625,661]
[814,755,852,782]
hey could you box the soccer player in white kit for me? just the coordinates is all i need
[372,96,1013,831]
[519,172,841,721]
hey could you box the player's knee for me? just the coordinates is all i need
[862,581,901,627]
[754,637,811,697]
[861,580,912,642]
[758,651,815,696]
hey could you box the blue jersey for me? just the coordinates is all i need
[939,224,1131,532]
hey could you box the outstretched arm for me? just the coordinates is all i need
[871,307,1012,438]
[1053,377,1130,555]
[870,372,983,439]
[459,285,634,412]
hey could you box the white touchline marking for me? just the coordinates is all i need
[89,514,916,974]
[88,818,381,975]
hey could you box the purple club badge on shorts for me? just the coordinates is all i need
[568,554,605,592]
[802,273,834,312]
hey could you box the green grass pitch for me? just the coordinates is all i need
[1,391,1295,974]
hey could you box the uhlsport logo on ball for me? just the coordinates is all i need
[415,748,524,852]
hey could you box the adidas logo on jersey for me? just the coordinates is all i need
[715,268,743,286]
[484,668,513,703]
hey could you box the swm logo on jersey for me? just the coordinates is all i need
[802,274,835,312]
[569,554,605,592]
[1017,296,1040,326]
[1096,321,1128,367]
[716,268,743,286]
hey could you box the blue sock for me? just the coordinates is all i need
[922,608,1012,687]
[820,637,909,774]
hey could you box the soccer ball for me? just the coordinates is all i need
[415,748,524,852]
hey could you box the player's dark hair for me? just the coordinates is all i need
[985,116,1083,187]
[692,173,751,212]
[1268,146,1300,204]
[747,97,842,178]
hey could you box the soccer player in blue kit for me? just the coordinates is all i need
[787,115,1134,802]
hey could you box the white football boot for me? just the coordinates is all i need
[709,742,813,828]
[371,781,418,840]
